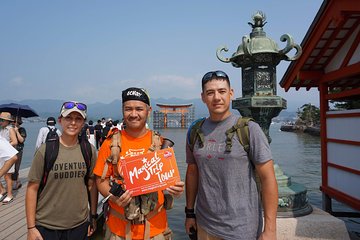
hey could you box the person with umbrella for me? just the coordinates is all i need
[0,104,37,203]
[11,116,27,190]
[0,103,39,119]
[0,112,18,146]
[0,112,18,204]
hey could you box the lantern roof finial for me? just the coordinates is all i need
[248,11,267,29]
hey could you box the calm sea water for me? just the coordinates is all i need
[19,121,359,239]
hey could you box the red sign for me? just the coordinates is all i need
[119,148,181,196]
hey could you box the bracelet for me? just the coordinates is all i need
[186,213,196,219]
[185,207,195,214]
[90,213,98,219]
[27,226,36,230]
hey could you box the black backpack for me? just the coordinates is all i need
[45,126,58,142]
[187,117,253,153]
[187,117,262,190]
[101,126,111,142]
[39,129,93,194]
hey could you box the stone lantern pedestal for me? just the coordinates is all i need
[232,95,286,143]
[217,11,312,217]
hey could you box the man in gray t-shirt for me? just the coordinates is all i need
[185,71,278,240]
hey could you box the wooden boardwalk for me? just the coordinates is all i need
[0,168,29,240]
[0,168,104,240]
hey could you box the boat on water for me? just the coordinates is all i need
[280,123,296,132]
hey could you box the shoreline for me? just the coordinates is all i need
[280,124,320,136]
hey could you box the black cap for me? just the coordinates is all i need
[122,87,150,106]
[47,117,56,126]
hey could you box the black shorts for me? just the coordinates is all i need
[36,221,89,240]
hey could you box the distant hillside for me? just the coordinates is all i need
[0,98,208,120]
[0,98,297,121]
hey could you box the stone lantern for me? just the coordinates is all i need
[217,11,312,217]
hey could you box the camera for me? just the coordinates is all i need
[189,227,197,240]
[110,181,125,197]
[161,138,174,149]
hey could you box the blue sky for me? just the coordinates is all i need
[0,0,323,111]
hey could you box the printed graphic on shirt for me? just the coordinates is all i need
[52,161,87,179]
[123,148,146,158]
[203,138,226,160]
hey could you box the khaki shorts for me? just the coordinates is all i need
[104,224,172,240]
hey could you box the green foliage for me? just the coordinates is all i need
[297,103,320,126]
[332,100,360,110]
[329,87,360,110]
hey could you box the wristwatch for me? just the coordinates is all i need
[185,207,196,218]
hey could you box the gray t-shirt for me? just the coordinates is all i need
[186,114,272,240]
[28,143,96,230]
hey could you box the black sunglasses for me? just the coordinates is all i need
[202,70,229,83]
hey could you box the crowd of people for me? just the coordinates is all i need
[0,112,25,204]
[0,71,278,240]
[79,117,125,150]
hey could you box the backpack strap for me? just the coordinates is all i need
[187,118,206,152]
[79,135,93,185]
[148,131,162,152]
[39,133,92,194]
[231,117,261,191]
[101,128,122,180]
[78,135,93,218]
[236,117,253,154]
[39,131,60,194]
[225,117,253,153]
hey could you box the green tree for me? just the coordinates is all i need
[297,103,320,127]
[332,100,360,110]
[329,87,360,110]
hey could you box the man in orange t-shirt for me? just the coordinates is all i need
[94,87,184,240]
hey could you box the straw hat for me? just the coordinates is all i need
[0,112,14,121]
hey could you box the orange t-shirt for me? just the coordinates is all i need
[93,130,167,239]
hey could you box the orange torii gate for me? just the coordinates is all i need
[153,103,194,128]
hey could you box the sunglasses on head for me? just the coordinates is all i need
[62,101,87,112]
[202,70,229,83]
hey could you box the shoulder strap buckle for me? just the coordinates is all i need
[188,118,206,152]
[225,117,253,153]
